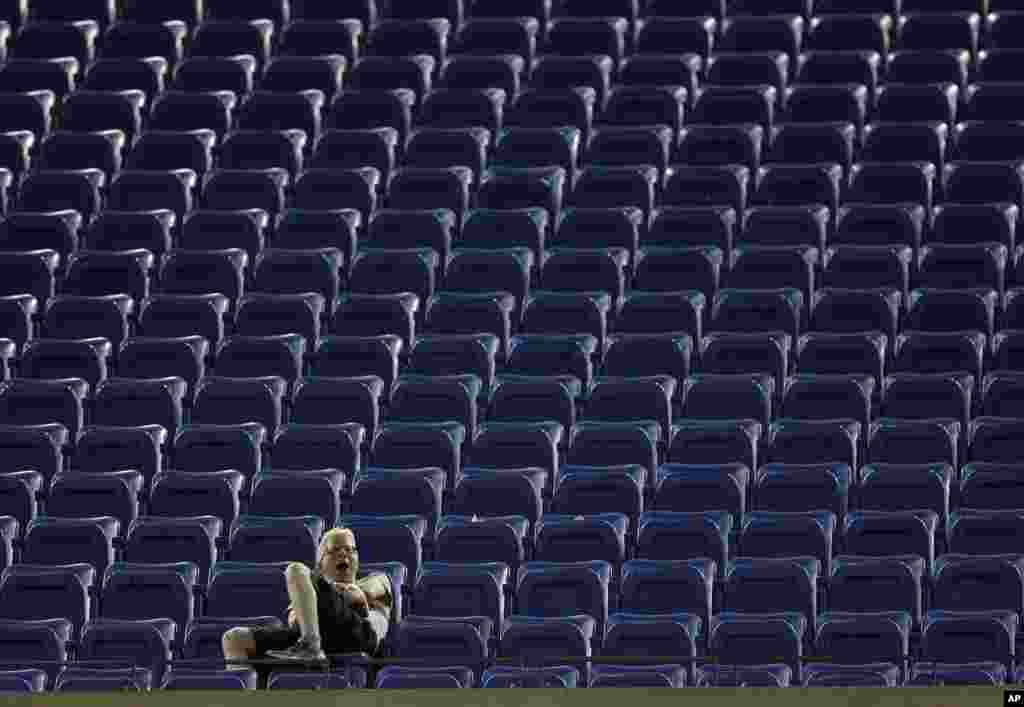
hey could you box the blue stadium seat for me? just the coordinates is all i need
[172,423,264,477]
[933,555,1024,620]
[862,121,948,171]
[235,293,323,347]
[0,379,86,439]
[0,668,46,693]
[619,559,715,632]
[637,511,732,572]
[602,614,700,680]
[894,331,985,384]
[124,516,220,586]
[699,664,792,687]
[261,56,346,102]
[943,161,1024,211]
[0,251,59,304]
[980,373,1024,418]
[149,91,235,139]
[0,424,66,486]
[959,463,1024,511]
[869,418,960,468]
[415,559,509,627]
[645,207,735,254]
[707,50,788,95]
[163,670,258,690]
[0,295,37,354]
[859,462,953,530]
[150,470,245,531]
[180,209,267,261]
[552,465,644,525]
[782,374,873,429]
[228,515,323,567]
[507,336,595,389]
[375,666,474,688]
[0,471,40,538]
[139,293,228,350]
[634,248,723,304]
[948,509,1024,556]
[84,206,175,259]
[709,612,806,682]
[844,510,939,572]
[663,165,749,217]
[969,417,1024,465]
[268,669,367,689]
[93,377,185,439]
[455,18,538,64]
[589,664,688,688]
[724,557,819,629]
[742,205,830,251]
[193,376,285,437]
[419,88,507,134]
[499,615,595,682]
[45,294,133,352]
[814,611,911,680]
[48,470,142,534]
[351,467,445,538]
[835,204,925,249]
[909,662,1007,686]
[54,666,153,692]
[480,665,579,688]
[806,14,891,55]
[0,564,94,635]
[882,373,973,430]
[250,469,344,529]
[922,610,1017,675]
[907,288,997,337]
[634,16,714,56]
[588,126,673,179]
[739,511,836,574]
[21,338,110,389]
[77,618,174,686]
[451,468,546,529]
[753,463,851,520]
[700,331,791,394]
[397,615,492,666]
[802,663,901,687]
[827,553,925,627]
[568,422,657,489]
[535,513,628,570]
[668,420,760,472]
[965,82,1024,121]
[100,562,196,652]
[205,561,289,621]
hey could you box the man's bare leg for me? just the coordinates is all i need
[222,627,257,671]
[266,562,326,661]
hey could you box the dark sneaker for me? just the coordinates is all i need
[266,638,327,663]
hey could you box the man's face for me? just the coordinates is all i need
[319,531,358,583]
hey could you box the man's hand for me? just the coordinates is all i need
[334,583,369,613]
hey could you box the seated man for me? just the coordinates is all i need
[222,526,392,664]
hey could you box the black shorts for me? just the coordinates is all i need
[251,624,303,656]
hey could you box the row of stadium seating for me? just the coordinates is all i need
[3,0,1024,694]
[2,554,1022,688]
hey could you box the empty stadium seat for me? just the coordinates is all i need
[172,423,264,477]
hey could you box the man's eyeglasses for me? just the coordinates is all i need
[326,546,358,556]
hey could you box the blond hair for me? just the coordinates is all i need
[319,526,355,557]
[318,526,393,613]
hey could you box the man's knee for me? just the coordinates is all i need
[284,562,311,583]
[222,627,255,656]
